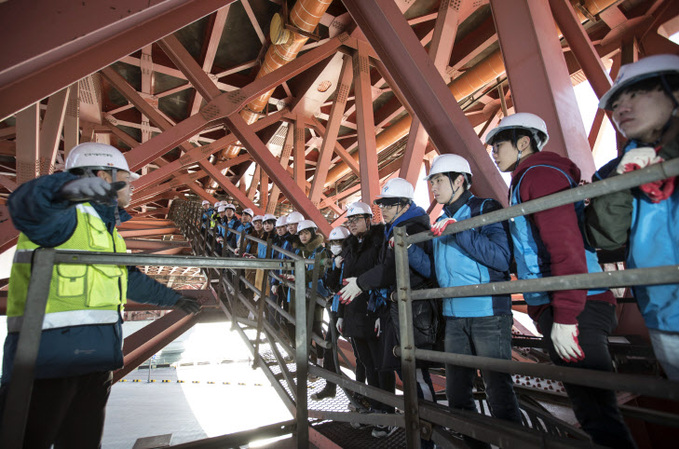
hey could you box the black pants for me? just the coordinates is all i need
[0,370,113,449]
[538,301,637,449]
[352,337,395,413]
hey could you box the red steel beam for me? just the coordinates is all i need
[342,0,508,203]
[158,34,222,102]
[124,35,346,172]
[549,0,612,99]
[400,0,460,184]
[0,0,237,121]
[198,159,262,213]
[309,56,353,204]
[294,117,307,190]
[353,40,381,206]
[190,6,231,116]
[223,113,332,236]
[124,239,191,251]
[490,0,595,179]
[131,208,170,218]
[118,227,180,238]
[38,87,70,175]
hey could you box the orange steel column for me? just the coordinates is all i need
[490,0,596,179]
[220,0,333,160]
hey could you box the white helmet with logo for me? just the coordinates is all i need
[425,154,472,180]
[485,112,549,150]
[225,203,237,211]
[65,142,140,180]
[286,211,305,224]
[375,178,414,203]
[242,208,254,217]
[297,220,317,234]
[218,205,227,213]
[276,215,287,227]
[599,54,679,110]
[253,215,263,222]
[263,213,277,222]
[346,201,373,217]
[329,226,350,241]
[202,200,210,206]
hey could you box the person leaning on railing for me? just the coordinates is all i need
[421,154,521,449]
[486,114,637,449]
[0,143,200,449]
[585,54,679,381]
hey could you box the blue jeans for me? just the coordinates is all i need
[538,301,637,449]
[649,328,679,380]
[444,315,521,423]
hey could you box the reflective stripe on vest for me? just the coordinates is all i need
[7,203,128,330]
[509,165,607,306]
[7,309,120,333]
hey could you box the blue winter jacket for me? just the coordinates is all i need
[2,172,181,383]
[430,191,512,318]
[593,141,679,332]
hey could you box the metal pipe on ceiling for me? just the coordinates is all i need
[322,0,617,187]
[219,0,333,161]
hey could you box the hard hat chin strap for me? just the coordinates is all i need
[111,167,121,226]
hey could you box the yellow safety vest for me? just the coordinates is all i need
[7,203,128,333]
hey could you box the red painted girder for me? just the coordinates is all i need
[308,118,360,176]
[124,239,190,250]
[549,0,612,99]
[490,0,595,180]
[294,117,306,190]
[15,105,39,185]
[223,113,332,236]
[0,218,18,255]
[0,0,237,122]
[342,0,508,204]
[132,109,285,191]
[0,175,18,192]
[146,247,189,255]
[198,159,262,213]
[158,34,222,101]
[124,35,346,171]
[118,219,176,229]
[400,1,460,184]
[310,55,353,204]
[39,87,70,175]
[101,66,195,154]
[130,208,170,218]
[449,15,497,71]
[353,40,381,206]
[118,227,180,238]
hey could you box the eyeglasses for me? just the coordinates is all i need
[346,216,365,224]
[377,203,398,210]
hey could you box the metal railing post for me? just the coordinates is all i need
[394,227,421,448]
[294,258,309,447]
[1,248,56,449]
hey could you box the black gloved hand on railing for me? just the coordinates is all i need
[174,296,201,315]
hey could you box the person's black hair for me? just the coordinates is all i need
[489,128,539,153]
[375,197,411,207]
[444,171,472,191]
[607,74,679,109]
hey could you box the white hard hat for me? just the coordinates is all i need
[286,211,305,224]
[276,216,287,227]
[375,178,414,203]
[425,154,472,180]
[214,201,221,207]
[599,54,679,109]
[218,205,227,213]
[485,112,549,150]
[297,220,317,234]
[346,201,373,217]
[65,142,139,180]
[253,215,263,222]
[225,203,237,211]
[329,226,350,241]
[202,200,210,205]
[242,208,254,216]
[263,213,277,222]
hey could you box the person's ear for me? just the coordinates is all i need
[454,174,465,188]
[96,170,112,182]
[518,135,531,151]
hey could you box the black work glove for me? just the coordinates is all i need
[174,296,201,315]
[59,178,127,204]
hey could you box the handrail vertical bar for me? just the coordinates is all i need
[394,227,421,448]
[0,248,56,449]
[294,258,309,447]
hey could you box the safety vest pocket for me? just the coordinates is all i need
[56,264,87,298]
[87,264,125,307]
[86,213,113,250]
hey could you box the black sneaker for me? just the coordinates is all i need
[371,425,398,438]
[311,385,336,400]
